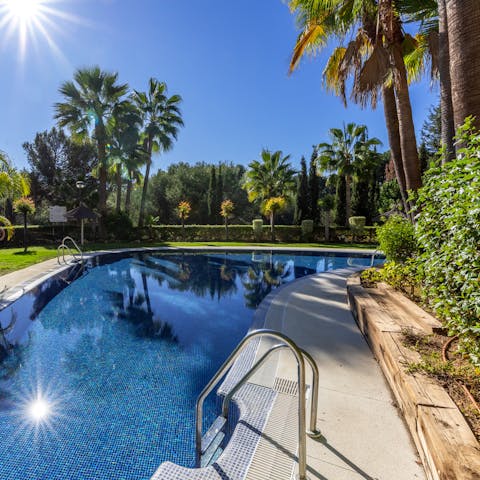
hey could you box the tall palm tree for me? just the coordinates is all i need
[317,123,381,225]
[289,0,422,196]
[132,78,183,227]
[242,149,296,205]
[445,0,480,134]
[109,107,143,213]
[55,66,130,232]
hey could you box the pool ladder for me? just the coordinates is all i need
[196,329,322,480]
[57,236,84,265]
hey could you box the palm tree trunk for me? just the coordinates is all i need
[138,138,153,227]
[379,0,421,193]
[391,44,422,192]
[345,173,351,226]
[23,212,27,253]
[446,0,480,134]
[438,0,456,162]
[270,212,275,241]
[115,165,122,213]
[382,85,409,213]
[325,211,330,241]
[224,217,228,241]
[125,177,132,216]
[97,137,108,237]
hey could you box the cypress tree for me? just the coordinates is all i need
[308,147,319,223]
[295,156,309,224]
[334,175,347,227]
[215,164,223,223]
[207,166,217,224]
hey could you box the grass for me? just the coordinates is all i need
[0,241,377,276]
[0,246,58,275]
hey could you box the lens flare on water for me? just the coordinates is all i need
[0,0,84,61]
[28,396,51,423]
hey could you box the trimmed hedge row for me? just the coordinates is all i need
[0,224,377,246]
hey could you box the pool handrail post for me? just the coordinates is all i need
[195,328,308,479]
[221,344,322,438]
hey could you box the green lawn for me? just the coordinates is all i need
[0,241,377,276]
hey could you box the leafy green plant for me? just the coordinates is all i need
[0,215,14,242]
[376,215,416,262]
[415,117,480,365]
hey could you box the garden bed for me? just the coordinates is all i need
[347,274,480,480]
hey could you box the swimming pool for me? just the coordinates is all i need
[0,250,379,480]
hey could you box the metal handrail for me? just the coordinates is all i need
[370,248,380,267]
[57,236,83,265]
[195,328,308,479]
[221,343,322,439]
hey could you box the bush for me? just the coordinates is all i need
[105,212,133,241]
[301,219,314,236]
[376,215,416,262]
[252,219,263,240]
[415,117,480,364]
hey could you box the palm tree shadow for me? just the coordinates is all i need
[238,420,376,480]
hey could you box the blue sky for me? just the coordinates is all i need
[0,0,438,171]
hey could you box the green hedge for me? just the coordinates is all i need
[0,223,377,247]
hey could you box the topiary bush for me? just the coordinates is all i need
[252,219,263,241]
[301,219,314,238]
[415,117,480,364]
[376,215,416,262]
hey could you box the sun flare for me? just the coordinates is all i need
[0,0,82,62]
[3,0,41,21]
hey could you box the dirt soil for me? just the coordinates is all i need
[402,330,480,441]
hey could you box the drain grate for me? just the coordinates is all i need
[273,377,298,396]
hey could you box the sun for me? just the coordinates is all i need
[0,0,83,62]
[3,0,41,21]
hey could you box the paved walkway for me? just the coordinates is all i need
[254,269,425,480]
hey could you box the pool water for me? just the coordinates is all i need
[0,251,377,480]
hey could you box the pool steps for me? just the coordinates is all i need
[195,329,321,480]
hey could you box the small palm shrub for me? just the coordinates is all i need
[220,199,234,240]
[177,201,192,230]
[13,197,35,252]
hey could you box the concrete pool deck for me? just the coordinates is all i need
[252,268,426,479]
[0,248,425,479]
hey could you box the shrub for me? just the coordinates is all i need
[376,215,416,262]
[301,219,314,236]
[349,216,366,241]
[105,211,133,241]
[252,219,263,241]
[415,117,480,364]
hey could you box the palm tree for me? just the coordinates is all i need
[242,149,296,204]
[445,1,480,135]
[132,78,183,227]
[55,66,130,232]
[317,123,381,225]
[109,107,143,213]
[289,0,422,196]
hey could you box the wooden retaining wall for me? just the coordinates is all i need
[347,276,480,480]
